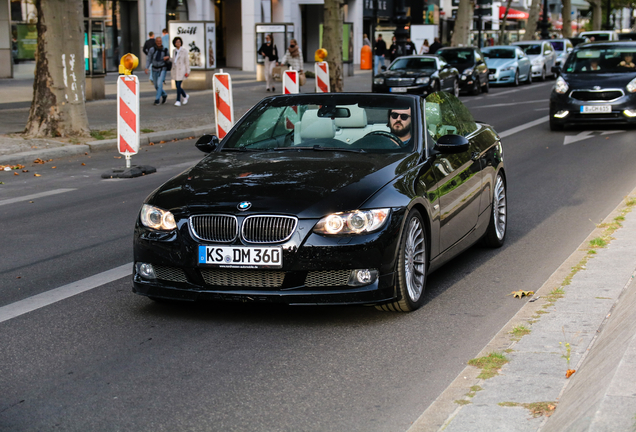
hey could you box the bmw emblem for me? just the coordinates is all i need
[238,201,252,211]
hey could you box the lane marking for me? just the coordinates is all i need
[564,130,625,146]
[0,188,77,207]
[0,263,132,324]
[498,117,549,139]
[472,99,548,109]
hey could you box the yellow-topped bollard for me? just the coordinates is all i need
[315,48,328,62]
[119,53,139,75]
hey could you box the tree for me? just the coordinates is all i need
[523,0,542,40]
[25,0,89,138]
[499,0,513,44]
[562,0,573,37]
[323,0,344,92]
[586,0,603,30]
[451,0,474,47]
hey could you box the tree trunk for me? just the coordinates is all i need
[25,0,89,138]
[589,0,603,30]
[499,0,513,44]
[523,0,542,40]
[451,0,473,47]
[562,0,573,37]
[323,0,344,92]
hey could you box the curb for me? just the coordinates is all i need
[407,185,636,432]
[0,125,214,166]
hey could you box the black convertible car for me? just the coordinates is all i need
[550,41,636,130]
[133,92,507,312]
[372,55,460,96]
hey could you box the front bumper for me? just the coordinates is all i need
[488,69,516,84]
[531,64,545,77]
[550,90,636,126]
[132,211,406,306]
[459,74,478,92]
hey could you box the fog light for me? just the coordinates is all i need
[138,263,156,279]
[623,109,636,117]
[348,269,378,286]
[554,110,569,119]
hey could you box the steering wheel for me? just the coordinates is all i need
[363,130,403,147]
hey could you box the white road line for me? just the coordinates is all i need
[498,116,549,138]
[472,99,548,109]
[0,263,132,324]
[0,188,77,207]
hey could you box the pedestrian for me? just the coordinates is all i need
[374,33,387,75]
[279,39,304,86]
[389,36,398,62]
[419,39,430,54]
[363,33,371,47]
[144,36,170,105]
[171,37,191,107]
[162,29,169,49]
[143,32,156,83]
[405,37,416,55]
[429,37,442,54]
[258,34,278,92]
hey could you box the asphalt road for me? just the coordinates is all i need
[2,80,636,432]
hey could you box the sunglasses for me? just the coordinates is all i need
[390,113,411,121]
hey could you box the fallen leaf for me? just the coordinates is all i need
[34,173,41,177]
[33,158,45,164]
[566,369,576,378]
[84,152,89,155]
[114,156,122,159]
[47,159,53,162]
[51,166,56,169]
[509,290,535,298]
[22,169,29,173]
[16,276,21,279]
[149,142,155,146]
[13,172,19,176]
[81,163,86,166]
[159,140,166,144]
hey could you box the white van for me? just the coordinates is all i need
[578,31,619,42]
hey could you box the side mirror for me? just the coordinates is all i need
[551,65,561,75]
[434,134,470,154]
[195,134,220,153]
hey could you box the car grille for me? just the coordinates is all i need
[489,68,497,74]
[154,265,188,283]
[305,270,351,287]
[386,77,415,86]
[200,269,285,288]
[190,215,238,242]
[242,216,297,243]
[570,90,624,101]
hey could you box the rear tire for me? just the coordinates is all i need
[540,66,546,81]
[376,211,427,312]
[482,173,507,248]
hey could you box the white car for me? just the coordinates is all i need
[579,31,619,42]
[549,39,574,68]
[512,40,557,81]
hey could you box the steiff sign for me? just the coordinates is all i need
[168,21,216,70]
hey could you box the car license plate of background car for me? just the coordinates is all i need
[581,105,611,114]
[390,87,407,93]
[198,245,283,268]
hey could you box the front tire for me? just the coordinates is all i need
[513,70,520,86]
[540,66,546,81]
[482,173,507,248]
[377,211,427,312]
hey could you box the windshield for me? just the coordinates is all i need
[583,33,611,41]
[550,41,565,51]
[221,95,417,153]
[438,49,475,65]
[563,47,636,73]
[518,44,542,55]
[482,48,515,59]
[389,57,437,72]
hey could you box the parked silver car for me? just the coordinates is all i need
[512,40,557,81]
[482,45,532,86]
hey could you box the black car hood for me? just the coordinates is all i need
[148,151,409,218]
[563,72,636,89]
[378,69,433,78]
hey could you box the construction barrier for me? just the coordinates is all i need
[315,62,330,93]
[213,71,234,139]
[283,69,299,94]
[117,75,140,161]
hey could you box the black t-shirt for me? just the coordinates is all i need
[374,39,387,56]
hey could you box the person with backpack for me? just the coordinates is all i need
[144,36,171,105]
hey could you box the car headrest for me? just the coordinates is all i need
[300,110,335,139]
[334,105,368,128]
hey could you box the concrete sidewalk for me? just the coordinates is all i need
[0,66,373,166]
[410,193,636,432]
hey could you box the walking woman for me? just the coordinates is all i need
[171,36,191,106]
[258,34,278,92]
[279,39,304,86]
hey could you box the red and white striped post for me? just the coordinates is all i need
[283,69,299,94]
[315,61,330,93]
[213,70,234,139]
[117,75,140,168]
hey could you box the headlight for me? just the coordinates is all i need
[373,77,384,85]
[463,68,473,75]
[555,76,569,94]
[140,204,177,231]
[415,77,430,85]
[501,66,515,71]
[313,209,390,235]
[627,77,636,93]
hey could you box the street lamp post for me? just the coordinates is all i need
[539,0,550,39]
[393,0,410,58]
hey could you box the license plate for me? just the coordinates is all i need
[580,105,611,113]
[390,87,407,93]
[198,245,283,268]
[489,74,495,80]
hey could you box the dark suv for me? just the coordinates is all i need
[437,47,490,95]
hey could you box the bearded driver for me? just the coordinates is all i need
[388,107,412,145]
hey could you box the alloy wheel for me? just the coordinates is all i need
[493,175,507,241]
[404,216,426,302]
